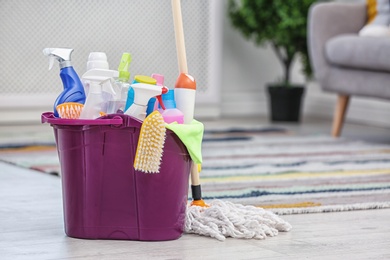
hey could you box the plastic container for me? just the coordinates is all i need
[159,89,184,124]
[41,112,191,241]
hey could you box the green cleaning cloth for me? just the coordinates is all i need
[165,120,204,164]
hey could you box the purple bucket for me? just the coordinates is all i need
[41,112,191,241]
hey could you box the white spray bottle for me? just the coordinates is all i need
[124,83,168,121]
[79,69,119,119]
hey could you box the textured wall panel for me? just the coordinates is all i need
[0,0,221,105]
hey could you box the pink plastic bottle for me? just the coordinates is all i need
[159,89,184,124]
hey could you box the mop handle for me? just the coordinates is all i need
[171,0,203,203]
[171,0,188,74]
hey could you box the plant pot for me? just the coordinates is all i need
[267,85,305,122]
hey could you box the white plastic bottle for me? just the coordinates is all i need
[79,69,119,119]
[83,52,110,96]
[174,73,196,124]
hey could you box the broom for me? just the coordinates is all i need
[171,0,292,241]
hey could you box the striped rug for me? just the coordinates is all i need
[1,128,389,214]
[200,130,390,214]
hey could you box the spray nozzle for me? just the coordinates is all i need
[81,69,119,95]
[150,73,167,110]
[125,83,167,120]
[43,48,74,70]
[118,53,132,82]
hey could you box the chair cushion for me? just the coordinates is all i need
[325,34,390,72]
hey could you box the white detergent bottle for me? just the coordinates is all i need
[174,73,196,124]
[79,69,119,119]
[83,52,110,96]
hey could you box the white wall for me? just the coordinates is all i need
[220,1,390,128]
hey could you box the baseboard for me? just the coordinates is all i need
[1,84,388,128]
[221,82,390,128]
[194,103,221,120]
[0,94,221,124]
[305,82,390,128]
[0,94,54,124]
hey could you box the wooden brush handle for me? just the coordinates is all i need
[171,0,188,74]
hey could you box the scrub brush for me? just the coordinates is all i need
[134,111,166,173]
[56,102,84,119]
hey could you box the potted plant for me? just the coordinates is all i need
[228,0,315,122]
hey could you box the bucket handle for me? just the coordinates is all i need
[101,113,143,129]
[41,112,124,126]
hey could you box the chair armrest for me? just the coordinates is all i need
[308,2,367,82]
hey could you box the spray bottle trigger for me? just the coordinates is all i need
[100,78,116,96]
[156,87,169,110]
[48,57,55,70]
[156,95,165,110]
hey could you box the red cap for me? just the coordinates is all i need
[174,73,196,90]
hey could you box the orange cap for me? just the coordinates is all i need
[174,73,196,90]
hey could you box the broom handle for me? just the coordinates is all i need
[171,0,188,74]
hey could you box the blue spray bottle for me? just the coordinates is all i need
[43,48,86,117]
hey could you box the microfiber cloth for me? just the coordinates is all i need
[165,120,204,164]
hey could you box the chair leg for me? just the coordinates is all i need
[331,94,350,137]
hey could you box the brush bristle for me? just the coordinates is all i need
[57,102,84,119]
[134,111,166,173]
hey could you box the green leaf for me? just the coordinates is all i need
[228,0,316,85]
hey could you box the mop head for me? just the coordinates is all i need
[134,111,166,173]
[185,200,292,241]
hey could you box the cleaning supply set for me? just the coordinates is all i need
[44,48,173,122]
[41,0,291,242]
[42,46,195,241]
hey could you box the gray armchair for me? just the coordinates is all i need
[308,2,390,137]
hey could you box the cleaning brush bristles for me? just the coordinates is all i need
[134,111,166,173]
[56,102,84,119]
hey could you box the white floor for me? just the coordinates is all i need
[1,116,390,259]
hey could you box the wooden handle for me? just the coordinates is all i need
[171,0,188,74]
[190,162,200,185]
[172,0,201,196]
